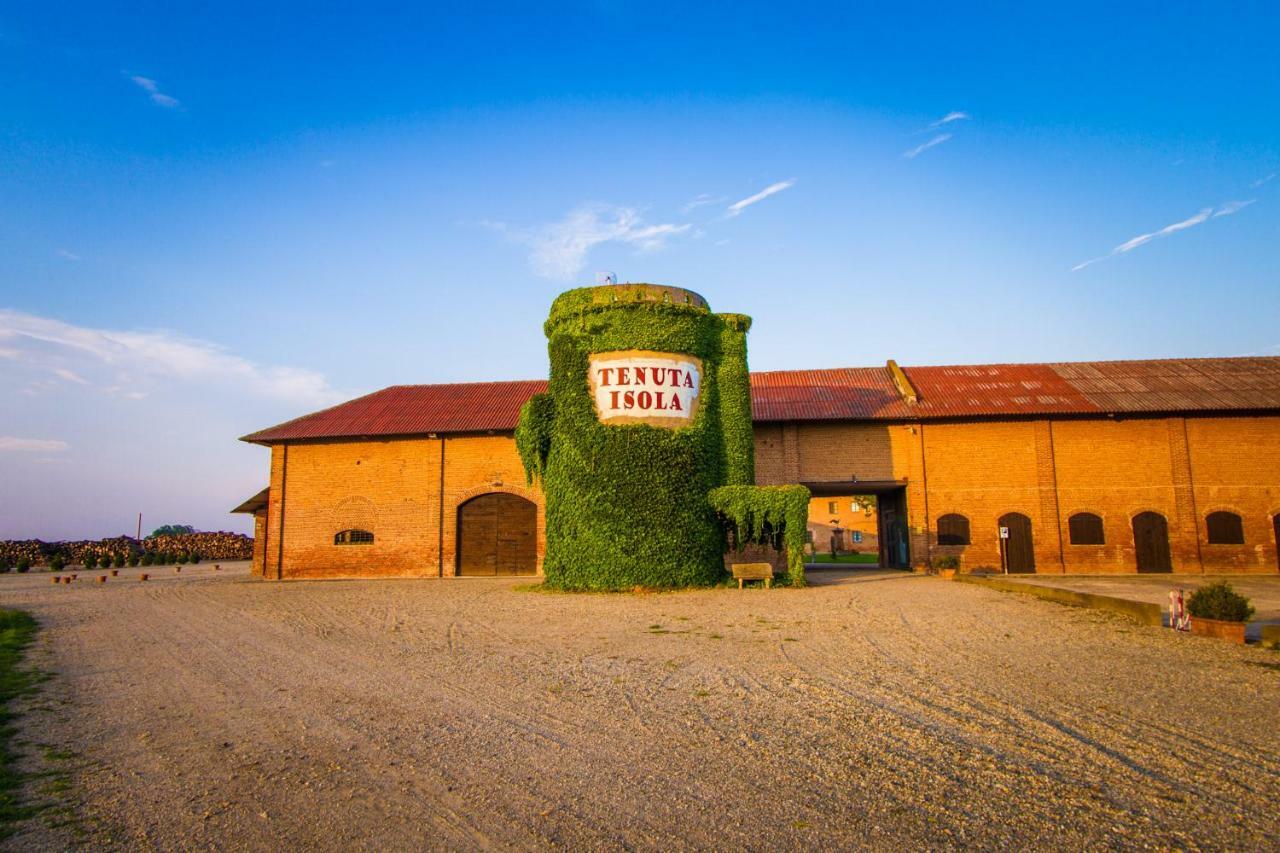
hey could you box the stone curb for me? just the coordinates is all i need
[953,574,1164,627]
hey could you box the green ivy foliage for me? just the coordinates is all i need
[516,284,754,590]
[708,485,811,587]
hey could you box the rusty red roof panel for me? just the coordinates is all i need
[1048,358,1280,413]
[241,357,1280,442]
[903,363,1100,418]
[749,368,914,421]
[241,380,549,442]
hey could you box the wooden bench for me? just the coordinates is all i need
[732,562,773,589]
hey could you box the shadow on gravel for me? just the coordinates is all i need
[803,568,916,587]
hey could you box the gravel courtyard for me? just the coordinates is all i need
[4,563,1279,849]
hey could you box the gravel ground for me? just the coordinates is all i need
[3,563,1279,849]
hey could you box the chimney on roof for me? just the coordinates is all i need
[886,359,919,405]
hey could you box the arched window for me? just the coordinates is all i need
[1205,512,1244,545]
[936,514,970,546]
[1068,512,1105,545]
[334,529,374,545]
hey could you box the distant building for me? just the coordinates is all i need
[237,356,1280,579]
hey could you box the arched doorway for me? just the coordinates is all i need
[1132,511,1172,573]
[457,493,537,576]
[998,512,1035,573]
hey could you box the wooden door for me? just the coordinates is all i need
[1132,512,1172,573]
[457,493,537,576]
[999,512,1035,573]
[1273,515,1279,571]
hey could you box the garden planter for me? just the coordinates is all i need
[1189,616,1246,645]
[938,569,957,580]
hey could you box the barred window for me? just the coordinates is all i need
[334,529,374,545]
[1068,513,1105,545]
[1205,512,1244,545]
[936,514,970,546]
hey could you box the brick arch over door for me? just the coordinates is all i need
[456,492,538,577]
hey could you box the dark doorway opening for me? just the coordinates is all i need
[878,489,910,569]
[999,512,1035,573]
[802,481,910,570]
[1133,511,1172,573]
[1274,515,1280,572]
[457,493,538,576]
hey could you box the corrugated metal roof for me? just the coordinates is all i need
[1048,358,1280,413]
[242,380,549,443]
[749,368,915,421]
[240,357,1280,443]
[903,363,1098,418]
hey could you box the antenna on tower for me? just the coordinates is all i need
[595,271,618,286]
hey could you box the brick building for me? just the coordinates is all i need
[237,357,1280,579]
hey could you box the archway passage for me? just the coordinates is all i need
[457,493,537,576]
[998,512,1035,573]
[1133,512,1172,573]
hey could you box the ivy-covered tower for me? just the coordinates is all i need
[516,283,754,590]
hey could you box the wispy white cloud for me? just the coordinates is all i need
[0,436,68,453]
[928,111,970,129]
[129,74,181,109]
[726,180,796,217]
[1252,172,1276,189]
[1071,200,1256,271]
[488,204,692,280]
[1212,199,1255,218]
[56,249,81,261]
[52,367,88,385]
[682,193,727,213]
[0,309,343,405]
[903,133,953,159]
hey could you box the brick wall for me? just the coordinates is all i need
[256,413,1280,579]
[264,435,544,580]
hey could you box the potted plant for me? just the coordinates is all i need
[933,555,960,580]
[1185,581,1254,644]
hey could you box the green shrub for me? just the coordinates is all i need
[177,552,188,565]
[49,556,65,571]
[113,553,125,569]
[149,524,195,537]
[0,556,10,572]
[15,558,31,573]
[141,552,153,567]
[932,555,961,570]
[82,554,95,569]
[189,552,201,565]
[99,553,113,569]
[127,553,140,567]
[1186,581,1255,623]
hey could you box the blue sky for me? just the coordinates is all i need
[1,2,1277,538]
